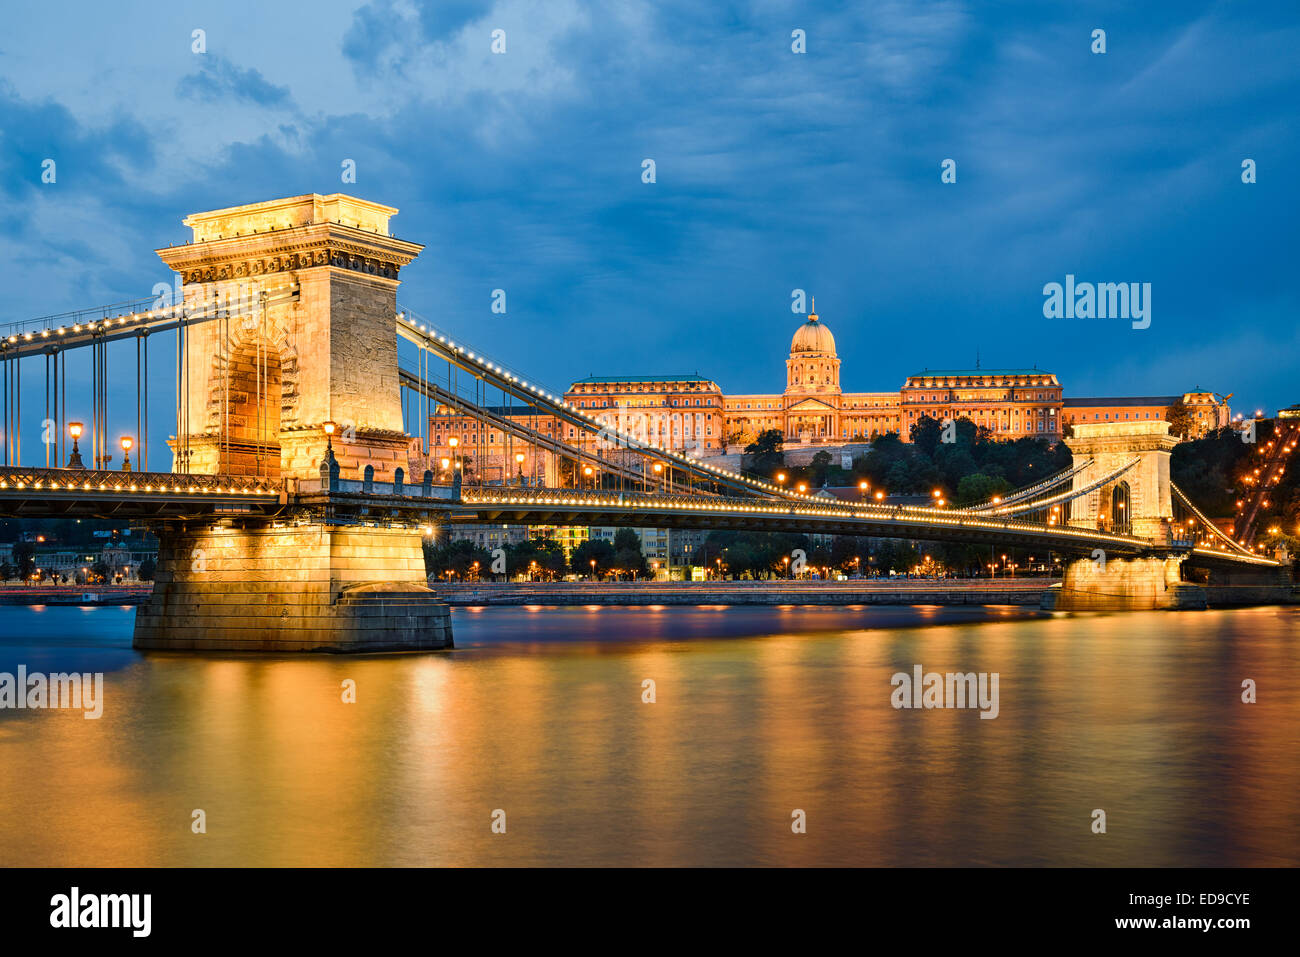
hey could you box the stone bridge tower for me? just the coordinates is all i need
[135,195,451,653]
[1047,418,1196,611]
[157,193,423,482]
[1065,419,1178,541]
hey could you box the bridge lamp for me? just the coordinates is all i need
[448,436,460,449]
[440,457,451,471]
[322,420,337,453]
[776,472,786,484]
[67,422,85,469]
[120,436,134,472]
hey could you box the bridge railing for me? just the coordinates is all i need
[290,474,459,500]
[0,465,281,496]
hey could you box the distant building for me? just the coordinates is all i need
[1063,392,1229,438]
[426,304,1228,464]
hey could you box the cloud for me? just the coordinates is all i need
[176,55,294,108]
[0,0,1297,420]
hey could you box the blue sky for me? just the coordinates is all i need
[1,0,1297,459]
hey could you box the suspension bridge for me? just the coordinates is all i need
[0,194,1289,651]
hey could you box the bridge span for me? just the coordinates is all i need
[0,192,1290,651]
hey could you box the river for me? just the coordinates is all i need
[0,603,1296,866]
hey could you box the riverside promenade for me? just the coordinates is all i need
[426,578,1050,606]
[0,583,153,605]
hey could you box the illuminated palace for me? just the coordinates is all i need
[426,302,1231,480]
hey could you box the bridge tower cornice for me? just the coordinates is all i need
[156,194,424,284]
[161,193,420,484]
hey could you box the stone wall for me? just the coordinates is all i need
[133,524,452,652]
[1045,554,1206,610]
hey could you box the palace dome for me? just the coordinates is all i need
[790,308,836,355]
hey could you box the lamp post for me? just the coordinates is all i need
[120,436,134,472]
[323,420,336,454]
[448,436,461,486]
[516,452,526,486]
[67,422,85,469]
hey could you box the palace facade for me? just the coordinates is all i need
[425,303,1230,480]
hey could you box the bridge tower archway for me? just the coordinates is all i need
[1066,420,1177,542]
[220,331,284,479]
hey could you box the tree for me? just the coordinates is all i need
[1165,399,1194,439]
[13,541,36,581]
[910,414,944,456]
[743,428,786,478]
[611,528,648,579]
[137,556,157,581]
[570,539,616,578]
[956,473,1011,507]
[0,562,14,582]
[808,450,834,488]
[830,535,862,573]
[423,539,492,579]
[531,538,569,580]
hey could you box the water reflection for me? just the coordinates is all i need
[0,604,1295,865]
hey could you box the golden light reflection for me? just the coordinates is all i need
[0,606,1296,866]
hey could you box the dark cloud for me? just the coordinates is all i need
[0,0,1298,424]
[343,0,491,77]
[176,55,293,108]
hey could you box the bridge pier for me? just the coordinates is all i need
[1042,554,1207,611]
[132,524,452,653]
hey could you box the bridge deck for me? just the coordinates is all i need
[0,466,1278,566]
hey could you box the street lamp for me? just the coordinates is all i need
[515,451,526,486]
[322,420,336,453]
[67,422,85,469]
[447,437,462,483]
[120,436,134,472]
